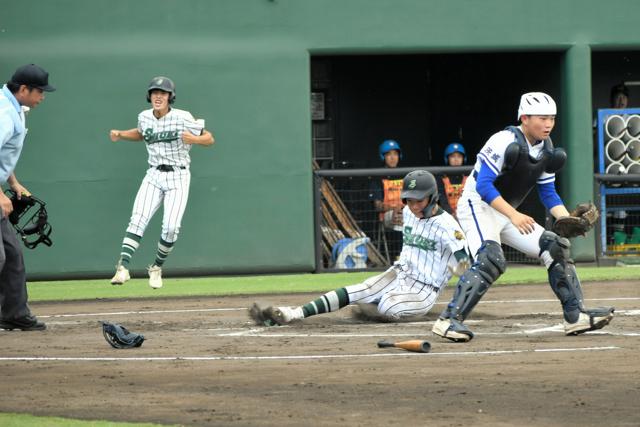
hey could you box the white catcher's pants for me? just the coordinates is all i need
[346,266,443,319]
[457,198,546,259]
[126,167,191,243]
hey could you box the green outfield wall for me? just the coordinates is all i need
[2,0,640,277]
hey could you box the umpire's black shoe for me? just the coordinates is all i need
[0,315,47,331]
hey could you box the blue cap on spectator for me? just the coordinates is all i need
[444,142,466,164]
[379,139,402,161]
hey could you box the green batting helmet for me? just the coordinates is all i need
[147,76,176,104]
[401,170,439,218]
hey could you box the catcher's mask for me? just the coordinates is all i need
[5,190,52,249]
[101,321,145,349]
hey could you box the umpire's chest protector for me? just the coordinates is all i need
[493,126,566,209]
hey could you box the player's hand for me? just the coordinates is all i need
[0,192,13,218]
[509,211,536,234]
[181,130,197,144]
[9,181,31,200]
[392,211,403,225]
[109,130,121,142]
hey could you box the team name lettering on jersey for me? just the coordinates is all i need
[482,146,502,163]
[143,128,179,144]
[138,108,198,167]
[398,206,468,287]
[403,226,437,251]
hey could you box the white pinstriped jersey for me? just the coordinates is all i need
[396,206,468,289]
[137,108,204,168]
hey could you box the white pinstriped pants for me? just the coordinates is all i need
[346,266,443,319]
[126,167,191,243]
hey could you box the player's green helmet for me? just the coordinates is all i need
[401,170,439,218]
[147,76,176,104]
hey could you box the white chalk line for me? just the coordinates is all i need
[38,308,243,319]
[472,297,640,304]
[219,331,430,338]
[36,298,640,320]
[0,346,620,362]
[39,310,640,335]
[507,309,639,317]
[215,329,640,338]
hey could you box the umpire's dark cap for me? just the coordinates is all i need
[9,64,56,92]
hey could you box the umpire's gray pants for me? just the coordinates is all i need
[0,216,30,320]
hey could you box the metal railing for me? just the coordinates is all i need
[313,166,546,272]
[594,173,640,258]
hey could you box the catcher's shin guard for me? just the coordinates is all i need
[440,240,507,323]
[540,231,614,329]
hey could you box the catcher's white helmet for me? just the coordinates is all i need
[517,92,556,119]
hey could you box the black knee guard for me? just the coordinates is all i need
[442,240,507,322]
[539,231,584,323]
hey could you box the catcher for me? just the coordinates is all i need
[432,92,613,343]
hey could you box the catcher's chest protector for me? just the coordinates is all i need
[493,126,562,209]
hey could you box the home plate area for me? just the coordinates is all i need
[0,280,637,427]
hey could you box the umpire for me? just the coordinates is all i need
[0,64,55,331]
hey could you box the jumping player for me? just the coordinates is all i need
[109,76,214,288]
[251,170,470,325]
[432,92,614,342]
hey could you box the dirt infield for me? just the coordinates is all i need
[1,280,638,427]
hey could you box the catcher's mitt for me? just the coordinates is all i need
[100,321,145,349]
[552,202,599,238]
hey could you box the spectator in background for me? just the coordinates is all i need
[593,83,629,131]
[610,83,629,109]
[592,83,630,168]
[438,142,468,218]
[605,83,630,238]
[368,139,403,261]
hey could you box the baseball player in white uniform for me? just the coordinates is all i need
[432,92,614,342]
[109,76,214,288]
[250,170,470,325]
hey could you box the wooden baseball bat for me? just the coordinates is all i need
[377,339,431,353]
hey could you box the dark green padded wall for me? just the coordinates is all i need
[3,0,640,275]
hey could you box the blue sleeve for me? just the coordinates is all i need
[537,181,563,210]
[475,161,501,204]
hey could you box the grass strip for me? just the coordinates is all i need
[0,412,176,427]
[27,266,639,303]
